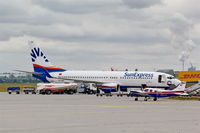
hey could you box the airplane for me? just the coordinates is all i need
[129,82,188,101]
[17,41,182,95]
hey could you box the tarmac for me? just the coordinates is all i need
[0,93,200,133]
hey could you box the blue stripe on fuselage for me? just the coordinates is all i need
[145,93,178,98]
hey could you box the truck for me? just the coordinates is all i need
[23,87,36,94]
[7,87,20,94]
[77,83,97,94]
[36,83,78,95]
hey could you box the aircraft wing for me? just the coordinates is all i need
[176,92,189,96]
[130,90,151,97]
[137,92,151,97]
[51,76,108,84]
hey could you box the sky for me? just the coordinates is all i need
[0,0,199,72]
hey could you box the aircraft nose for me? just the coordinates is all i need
[173,79,181,85]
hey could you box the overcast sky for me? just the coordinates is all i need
[0,0,199,72]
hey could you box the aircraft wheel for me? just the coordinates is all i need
[40,91,45,95]
[45,90,52,95]
[90,90,94,94]
[66,90,74,95]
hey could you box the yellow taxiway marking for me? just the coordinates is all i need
[98,106,133,108]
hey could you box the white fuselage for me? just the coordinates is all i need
[49,70,180,89]
[29,43,181,91]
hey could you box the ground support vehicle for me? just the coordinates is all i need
[78,83,97,94]
[7,87,20,94]
[37,83,77,95]
[23,87,36,94]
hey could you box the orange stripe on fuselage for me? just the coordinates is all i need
[33,64,63,70]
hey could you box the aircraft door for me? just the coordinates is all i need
[158,75,166,83]
[158,75,162,83]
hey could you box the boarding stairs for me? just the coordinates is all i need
[186,81,200,94]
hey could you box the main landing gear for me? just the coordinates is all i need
[153,97,157,101]
[135,97,138,101]
[144,97,148,101]
[134,97,157,101]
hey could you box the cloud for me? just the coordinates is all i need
[0,0,168,44]
[32,0,122,14]
[0,0,199,72]
[122,0,162,9]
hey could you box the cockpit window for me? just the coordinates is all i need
[167,76,174,79]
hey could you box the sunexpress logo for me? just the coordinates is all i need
[124,72,154,78]
[30,47,49,62]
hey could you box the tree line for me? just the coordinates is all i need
[0,74,40,83]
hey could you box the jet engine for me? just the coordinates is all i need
[100,83,119,93]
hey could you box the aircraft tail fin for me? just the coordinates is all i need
[29,41,66,73]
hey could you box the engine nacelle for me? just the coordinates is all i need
[100,83,119,93]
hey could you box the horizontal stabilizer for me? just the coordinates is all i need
[14,70,43,75]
